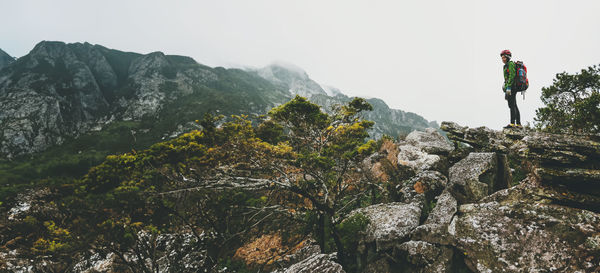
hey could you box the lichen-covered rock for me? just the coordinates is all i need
[349,202,422,251]
[440,122,509,153]
[448,152,502,204]
[394,240,455,273]
[271,253,345,273]
[397,144,446,173]
[449,185,600,273]
[399,171,447,206]
[441,121,600,198]
[410,190,457,245]
[405,128,454,155]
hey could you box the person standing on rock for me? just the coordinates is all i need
[501,49,522,129]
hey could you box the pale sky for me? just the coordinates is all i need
[2,0,600,129]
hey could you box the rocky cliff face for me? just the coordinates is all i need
[0,41,289,159]
[0,48,14,70]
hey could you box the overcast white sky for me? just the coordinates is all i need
[2,0,600,129]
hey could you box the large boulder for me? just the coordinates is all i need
[409,190,458,245]
[447,152,509,204]
[397,144,447,173]
[405,128,454,155]
[396,128,455,173]
[399,171,447,207]
[350,202,422,251]
[448,184,600,273]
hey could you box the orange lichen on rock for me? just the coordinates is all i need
[413,181,426,194]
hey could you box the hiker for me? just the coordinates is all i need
[501,49,522,129]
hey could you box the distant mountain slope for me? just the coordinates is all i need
[0,41,436,160]
[0,41,290,159]
[0,48,15,70]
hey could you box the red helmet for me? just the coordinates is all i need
[500,49,512,58]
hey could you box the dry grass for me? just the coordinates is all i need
[234,233,308,269]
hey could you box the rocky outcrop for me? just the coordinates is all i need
[350,202,422,252]
[353,123,600,273]
[439,122,600,272]
[409,190,457,245]
[441,121,600,198]
[447,152,509,203]
[405,127,454,155]
[397,144,446,173]
[395,128,453,173]
[449,183,600,273]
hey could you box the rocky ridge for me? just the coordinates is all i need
[276,123,600,273]
[0,48,14,70]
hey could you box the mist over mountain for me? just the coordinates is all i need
[0,41,435,159]
[247,63,437,139]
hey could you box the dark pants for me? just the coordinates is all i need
[505,91,520,125]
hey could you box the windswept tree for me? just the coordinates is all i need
[264,96,377,262]
[167,96,379,266]
[535,64,600,134]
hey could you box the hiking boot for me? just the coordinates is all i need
[503,124,515,129]
[514,124,523,129]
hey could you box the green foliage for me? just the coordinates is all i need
[2,96,378,271]
[255,119,285,144]
[335,213,370,272]
[31,221,73,253]
[337,213,369,251]
[535,64,600,134]
[508,156,528,186]
[421,199,438,222]
[269,95,330,144]
[267,95,377,271]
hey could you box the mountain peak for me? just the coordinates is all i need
[254,61,327,98]
[266,61,308,78]
[0,48,15,69]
